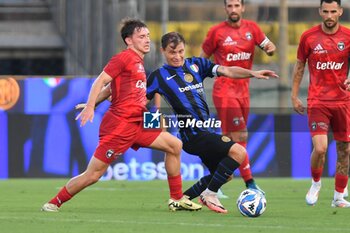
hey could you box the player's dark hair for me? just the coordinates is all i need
[120,18,148,45]
[320,0,341,6]
[224,0,244,5]
[161,32,186,49]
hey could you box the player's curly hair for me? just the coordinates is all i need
[161,32,185,49]
[120,18,148,45]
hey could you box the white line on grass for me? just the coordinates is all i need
[0,216,344,232]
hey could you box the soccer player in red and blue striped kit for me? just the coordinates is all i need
[200,0,276,194]
[41,18,201,212]
[292,0,350,207]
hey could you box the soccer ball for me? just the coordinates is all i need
[236,189,266,217]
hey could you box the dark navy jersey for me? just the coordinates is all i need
[146,56,219,141]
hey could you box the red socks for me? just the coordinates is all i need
[237,142,253,182]
[167,174,183,200]
[311,167,323,182]
[335,173,348,193]
[49,186,73,207]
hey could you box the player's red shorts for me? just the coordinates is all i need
[307,102,350,141]
[213,95,250,133]
[94,111,161,164]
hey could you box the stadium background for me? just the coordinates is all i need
[1,0,348,179]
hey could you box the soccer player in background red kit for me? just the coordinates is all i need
[292,0,350,208]
[41,18,201,212]
[200,0,275,194]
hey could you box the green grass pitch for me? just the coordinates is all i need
[0,178,349,233]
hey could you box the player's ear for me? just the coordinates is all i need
[339,7,343,17]
[125,37,132,46]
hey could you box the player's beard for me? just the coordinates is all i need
[323,19,337,30]
[228,14,241,23]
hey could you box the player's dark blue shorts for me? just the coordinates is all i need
[182,131,235,174]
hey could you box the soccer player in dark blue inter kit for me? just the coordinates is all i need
[146,32,277,213]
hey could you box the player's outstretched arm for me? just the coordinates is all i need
[75,83,112,110]
[217,66,278,80]
[291,60,306,114]
[75,71,112,126]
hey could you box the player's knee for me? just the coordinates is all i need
[337,141,350,155]
[237,132,248,143]
[228,143,246,164]
[344,146,350,156]
[313,145,327,156]
[163,133,182,155]
[170,138,182,155]
[228,130,248,143]
[240,134,248,143]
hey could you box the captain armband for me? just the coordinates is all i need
[259,37,271,50]
[212,64,220,77]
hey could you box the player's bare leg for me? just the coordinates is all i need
[306,135,327,206]
[226,129,264,195]
[149,132,202,211]
[42,157,109,212]
[332,141,350,208]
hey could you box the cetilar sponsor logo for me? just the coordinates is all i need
[316,61,344,70]
[136,80,146,89]
[178,82,203,92]
[226,52,251,61]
